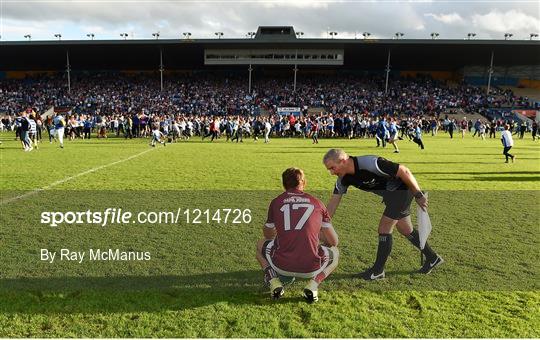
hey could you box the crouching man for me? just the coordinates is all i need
[256,167,339,303]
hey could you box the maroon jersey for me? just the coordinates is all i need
[265,189,332,273]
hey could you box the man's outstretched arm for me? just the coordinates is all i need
[327,194,342,218]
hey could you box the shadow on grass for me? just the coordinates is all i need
[0,271,270,314]
[442,176,540,182]
[415,171,540,175]
[0,267,449,315]
[0,268,441,314]
[406,161,499,165]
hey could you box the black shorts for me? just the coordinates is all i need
[382,186,414,220]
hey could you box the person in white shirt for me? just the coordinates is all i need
[501,124,515,163]
[150,124,166,147]
[264,118,272,143]
[28,114,38,150]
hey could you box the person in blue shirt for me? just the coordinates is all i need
[472,119,481,137]
[52,112,66,148]
[83,117,93,139]
[376,118,388,148]
[412,124,424,150]
[388,118,400,153]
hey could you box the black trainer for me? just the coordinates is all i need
[303,288,318,303]
[359,267,385,281]
[418,255,444,274]
[269,278,284,300]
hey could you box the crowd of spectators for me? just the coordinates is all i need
[1,72,537,144]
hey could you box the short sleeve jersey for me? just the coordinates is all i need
[53,115,65,129]
[334,156,402,195]
[265,189,332,273]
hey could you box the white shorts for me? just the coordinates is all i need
[263,239,338,279]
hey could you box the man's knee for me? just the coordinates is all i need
[378,215,397,233]
[327,246,340,272]
[396,216,413,235]
[256,238,269,254]
[330,246,339,264]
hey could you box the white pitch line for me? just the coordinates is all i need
[1,147,155,205]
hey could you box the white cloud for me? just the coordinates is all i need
[0,2,538,41]
[425,12,464,24]
[472,9,540,33]
[261,0,329,9]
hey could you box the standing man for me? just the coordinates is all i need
[489,121,497,139]
[322,149,443,280]
[448,119,455,139]
[17,109,32,151]
[388,118,400,153]
[501,124,515,163]
[375,118,388,148]
[263,118,272,143]
[310,117,319,144]
[28,114,38,150]
[52,111,66,148]
[256,168,339,303]
[460,118,468,138]
[412,123,425,150]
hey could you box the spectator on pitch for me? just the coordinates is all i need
[430,118,439,136]
[17,110,32,151]
[322,148,443,280]
[256,167,339,303]
[501,124,515,163]
[212,117,221,141]
[52,111,66,148]
[489,121,497,139]
[412,124,425,150]
[327,114,335,137]
[13,113,22,142]
[472,119,481,137]
[150,123,166,147]
[28,114,38,150]
[448,119,456,139]
[264,118,272,144]
[83,116,92,139]
[519,121,527,139]
[478,120,486,140]
[532,121,538,141]
[375,118,388,148]
[45,115,55,143]
[310,117,319,144]
[460,118,468,138]
[231,118,244,143]
[123,115,133,139]
[388,118,400,153]
[35,114,43,142]
[67,116,78,141]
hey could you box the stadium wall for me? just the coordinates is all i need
[399,70,459,81]
[518,79,540,89]
[3,70,57,79]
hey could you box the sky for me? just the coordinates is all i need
[1,0,539,41]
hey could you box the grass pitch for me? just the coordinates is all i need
[0,132,539,337]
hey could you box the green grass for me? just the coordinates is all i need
[0,132,539,337]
